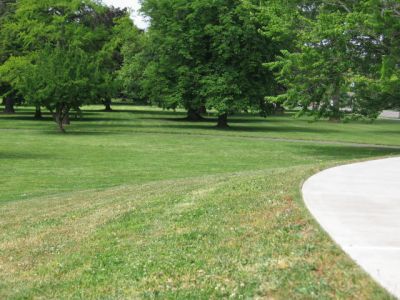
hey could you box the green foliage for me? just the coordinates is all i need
[94,7,139,109]
[267,0,400,120]
[1,0,397,125]
[0,0,134,130]
[124,0,275,124]
[2,45,99,110]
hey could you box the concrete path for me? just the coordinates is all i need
[381,110,400,120]
[303,157,400,298]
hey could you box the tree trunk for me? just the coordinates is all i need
[55,114,65,133]
[329,94,340,122]
[275,103,285,115]
[34,105,42,119]
[54,104,70,133]
[217,113,229,128]
[63,113,70,125]
[329,92,341,122]
[186,107,204,121]
[198,105,207,115]
[104,99,112,112]
[3,96,15,114]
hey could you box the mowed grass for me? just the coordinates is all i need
[1,105,400,299]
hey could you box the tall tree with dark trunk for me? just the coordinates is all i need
[34,105,42,119]
[3,96,15,114]
[349,0,400,116]
[198,0,276,127]
[94,6,137,112]
[0,83,15,113]
[135,0,208,120]
[139,0,276,126]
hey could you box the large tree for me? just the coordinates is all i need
[198,0,277,127]
[93,6,138,112]
[118,28,147,103]
[267,1,354,121]
[136,0,276,126]
[132,0,208,121]
[349,0,400,115]
[267,0,400,121]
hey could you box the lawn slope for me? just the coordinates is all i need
[1,106,399,299]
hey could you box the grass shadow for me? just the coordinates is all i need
[0,151,51,160]
[298,144,400,159]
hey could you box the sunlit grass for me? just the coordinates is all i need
[0,104,399,298]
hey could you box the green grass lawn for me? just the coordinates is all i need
[1,105,399,299]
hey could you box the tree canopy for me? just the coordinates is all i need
[267,0,400,121]
[1,0,398,131]
[0,0,137,131]
[121,0,277,127]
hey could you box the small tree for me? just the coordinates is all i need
[1,47,100,132]
[0,0,18,114]
[0,0,124,131]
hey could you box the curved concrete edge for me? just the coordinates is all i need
[302,157,400,298]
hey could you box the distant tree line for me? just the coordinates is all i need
[1,0,399,131]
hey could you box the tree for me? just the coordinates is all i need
[0,0,18,114]
[118,28,147,103]
[138,0,275,126]
[134,0,207,121]
[349,0,400,115]
[2,46,101,131]
[267,1,356,121]
[0,0,125,131]
[92,6,137,112]
[267,0,400,121]
[199,0,277,127]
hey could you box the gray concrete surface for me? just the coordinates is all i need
[380,110,400,119]
[302,157,400,298]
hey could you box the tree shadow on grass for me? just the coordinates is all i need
[128,109,184,116]
[296,144,400,160]
[0,112,136,123]
[138,113,296,124]
[43,130,116,136]
[365,129,400,135]
[138,117,216,123]
[153,123,340,134]
[0,151,50,160]
[0,115,55,122]
[56,121,340,136]
[231,125,339,134]
[74,117,134,122]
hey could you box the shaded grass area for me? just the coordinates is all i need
[1,105,400,146]
[0,105,399,298]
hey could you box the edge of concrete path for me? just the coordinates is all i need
[301,156,400,299]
